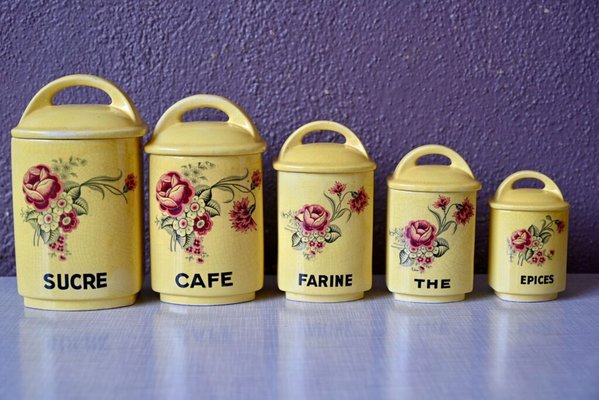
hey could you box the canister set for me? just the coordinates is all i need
[11,74,569,310]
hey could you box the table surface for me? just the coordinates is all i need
[1,275,598,400]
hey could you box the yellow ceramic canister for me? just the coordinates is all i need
[273,121,376,302]
[386,145,481,303]
[488,171,569,302]
[11,74,146,310]
[145,95,266,305]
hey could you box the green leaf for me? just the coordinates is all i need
[428,207,442,230]
[542,235,551,244]
[160,217,175,228]
[195,184,210,195]
[291,232,302,247]
[183,233,195,248]
[528,224,539,237]
[25,210,40,222]
[176,233,187,248]
[48,229,60,244]
[68,186,81,200]
[434,238,450,257]
[326,224,342,243]
[399,249,412,265]
[86,184,106,199]
[206,200,221,217]
[63,181,79,193]
[163,225,174,236]
[73,197,89,215]
[199,188,212,203]
[525,248,534,261]
[324,193,336,214]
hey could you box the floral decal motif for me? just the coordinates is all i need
[155,163,261,264]
[508,215,564,266]
[21,158,136,261]
[282,181,369,260]
[390,196,474,273]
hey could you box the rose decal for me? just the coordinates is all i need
[21,159,136,261]
[508,215,564,266]
[156,172,194,217]
[155,163,261,264]
[404,220,437,248]
[283,182,369,260]
[23,165,62,211]
[297,204,331,234]
[390,196,475,273]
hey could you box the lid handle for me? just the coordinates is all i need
[495,170,563,201]
[279,120,369,159]
[393,144,474,178]
[153,94,258,138]
[20,74,142,125]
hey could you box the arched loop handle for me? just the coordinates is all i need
[153,94,257,138]
[393,144,474,179]
[495,170,563,201]
[279,120,369,159]
[21,74,142,125]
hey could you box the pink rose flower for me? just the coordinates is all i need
[510,229,532,252]
[404,220,437,248]
[156,172,194,217]
[296,204,331,233]
[23,165,62,211]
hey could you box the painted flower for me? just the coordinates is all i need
[58,211,79,233]
[52,193,74,215]
[124,173,137,192]
[404,220,437,248]
[296,204,331,233]
[510,229,532,252]
[453,197,474,225]
[173,216,194,237]
[23,165,62,211]
[251,170,262,189]
[37,210,60,232]
[348,187,369,214]
[556,220,565,234]
[229,197,257,232]
[434,195,451,209]
[193,212,213,236]
[156,172,194,217]
[185,196,206,219]
[328,181,347,196]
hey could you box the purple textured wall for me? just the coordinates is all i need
[1,1,598,275]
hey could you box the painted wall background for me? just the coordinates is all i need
[1,0,597,275]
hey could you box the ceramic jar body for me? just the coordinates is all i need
[386,190,477,302]
[488,209,568,301]
[149,154,264,305]
[277,171,374,302]
[12,137,144,310]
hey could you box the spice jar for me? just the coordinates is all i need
[11,74,146,310]
[488,171,569,302]
[386,145,481,302]
[145,95,266,305]
[273,121,376,302]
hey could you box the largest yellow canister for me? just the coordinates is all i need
[11,74,146,310]
[386,145,481,303]
[274,121,376,302]
[145,95,266,305]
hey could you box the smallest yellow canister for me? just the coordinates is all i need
[488,171,569,302]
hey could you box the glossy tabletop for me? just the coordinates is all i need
[1,275,598,400]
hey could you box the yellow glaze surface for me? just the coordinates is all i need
[386,145,481,303]
[12,75,144,311]
[488,171,569,302]
[146,95,265,305]
[274,121,375,302]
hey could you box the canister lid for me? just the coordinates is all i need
[489,171,569,211]
[12,74,146,139]
[144,95,266,156]
[273,121,376,173]
[388,144,481,192]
